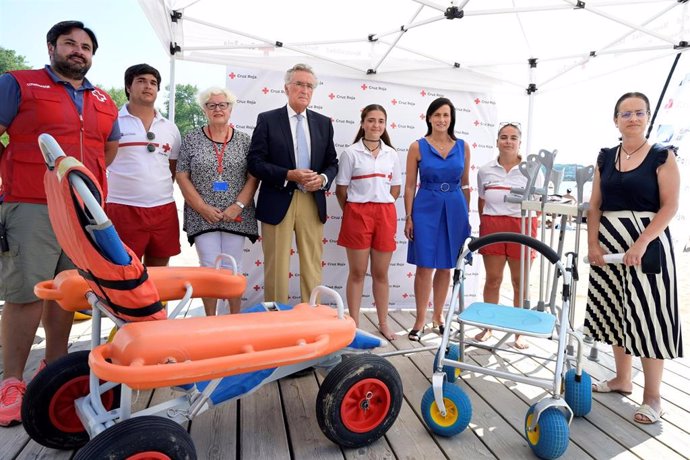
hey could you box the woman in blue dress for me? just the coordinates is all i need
[404,97,471,341]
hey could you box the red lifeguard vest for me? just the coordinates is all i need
[1,68,117,204]
[44,156,166,322]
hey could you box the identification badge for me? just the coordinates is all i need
[212,181,229,192]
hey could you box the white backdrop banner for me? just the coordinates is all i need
[222,66,498,307]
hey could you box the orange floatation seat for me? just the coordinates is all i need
[44,156,166,322]
[35,267,245,311]
[89,303,356,389]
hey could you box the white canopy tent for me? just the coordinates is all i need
[138,0,690,154]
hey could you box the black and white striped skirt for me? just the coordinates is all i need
[584,210,683,359]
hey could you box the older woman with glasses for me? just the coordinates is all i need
[473,122,543,349]
[176,87,259,315]
[585,91,681,425]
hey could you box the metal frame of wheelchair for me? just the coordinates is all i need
[22,134,403,459]
[421,233,592,460]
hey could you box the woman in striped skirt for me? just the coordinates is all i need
[585,92,682,425]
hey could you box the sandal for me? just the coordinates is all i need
[634,404,664,424]
[591,380,633,395]
[408,327,424,342]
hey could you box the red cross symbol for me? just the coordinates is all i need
[328,93,335,100]
[419,113,425,120]
[387,173,393,180]
[228,72,236,79]
[391,99,397,105]
[407,272,413,278]
[321,260,326,267]
[254,260,262,267]
[474,98,480,104]
[402,293,409,298]
[420,89,427,97]
[390,122,397,129]
[289,272,293,278]
[322,237,328,245]
[472,142,477,149]
[162,143,171,152]
[290,248,295,256]
[325,191,333,197]
[361,83,368,90]
[471,164,476,170]
[262,87,269,94]
[474,120,480,126]
[253,284,261,291]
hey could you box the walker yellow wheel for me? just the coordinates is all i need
[421,384,471,436]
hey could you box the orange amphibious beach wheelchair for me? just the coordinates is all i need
[21,134,402,459]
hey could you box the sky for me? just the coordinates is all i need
[0,0,223,105]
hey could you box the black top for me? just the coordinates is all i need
[598,143,673,212]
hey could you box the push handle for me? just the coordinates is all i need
[583,253,624,264]
[467,232,560,264]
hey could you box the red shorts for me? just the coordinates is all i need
[338,202,397,252]
[106,202,181,259]
[478,215,538,260]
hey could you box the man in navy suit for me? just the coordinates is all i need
[248,63,338,303]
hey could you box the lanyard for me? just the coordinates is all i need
[209,126,230,175]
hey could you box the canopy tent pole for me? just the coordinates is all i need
[647,52,684,139]
[525,58,537,157]
[169,55,177,123]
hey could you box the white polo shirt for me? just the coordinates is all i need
[477,158,544,217]
[335,140,402,203]
[107,105,181,207]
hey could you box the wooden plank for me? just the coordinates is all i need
[357,313,446,459]
[239,381,290,460]
[190,400,238,460]
[528,336,690,457]
[0,425,30,460]
[279,373,343,459]
[14,442,73,460]
[463,347,635,460]
[383,311,498,459]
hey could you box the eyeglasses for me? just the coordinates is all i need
[146,131,156,152]
[290,81,316,90]
[205,102,230,111]
[617,110,649,120]
[499,122,521,129]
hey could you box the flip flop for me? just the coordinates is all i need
[591,380,633,395]
[634,404,664,424]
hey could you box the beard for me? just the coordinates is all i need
[50,50,91,81]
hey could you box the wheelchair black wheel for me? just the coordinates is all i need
[74,416,196,460]
[21,350,120,449]
[316,354,402,448]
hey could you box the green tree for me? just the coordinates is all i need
[163,84,205,136]
[1,48,31,145]
[0,47,31,74]
[102,86,127,109]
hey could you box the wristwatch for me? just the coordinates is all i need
[234,201,245,209]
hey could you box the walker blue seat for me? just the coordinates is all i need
[459,302,556,338]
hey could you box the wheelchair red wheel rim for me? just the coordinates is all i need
[340,378,391,433]
[49,376,114,432]
[128,453,171,460]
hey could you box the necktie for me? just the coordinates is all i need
[295,113,309,170]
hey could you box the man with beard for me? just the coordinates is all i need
[0,20,119,426]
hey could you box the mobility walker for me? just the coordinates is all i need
[21,134,402,458]
[421,233,592,460]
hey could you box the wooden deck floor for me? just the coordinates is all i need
[1,306,689,460]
